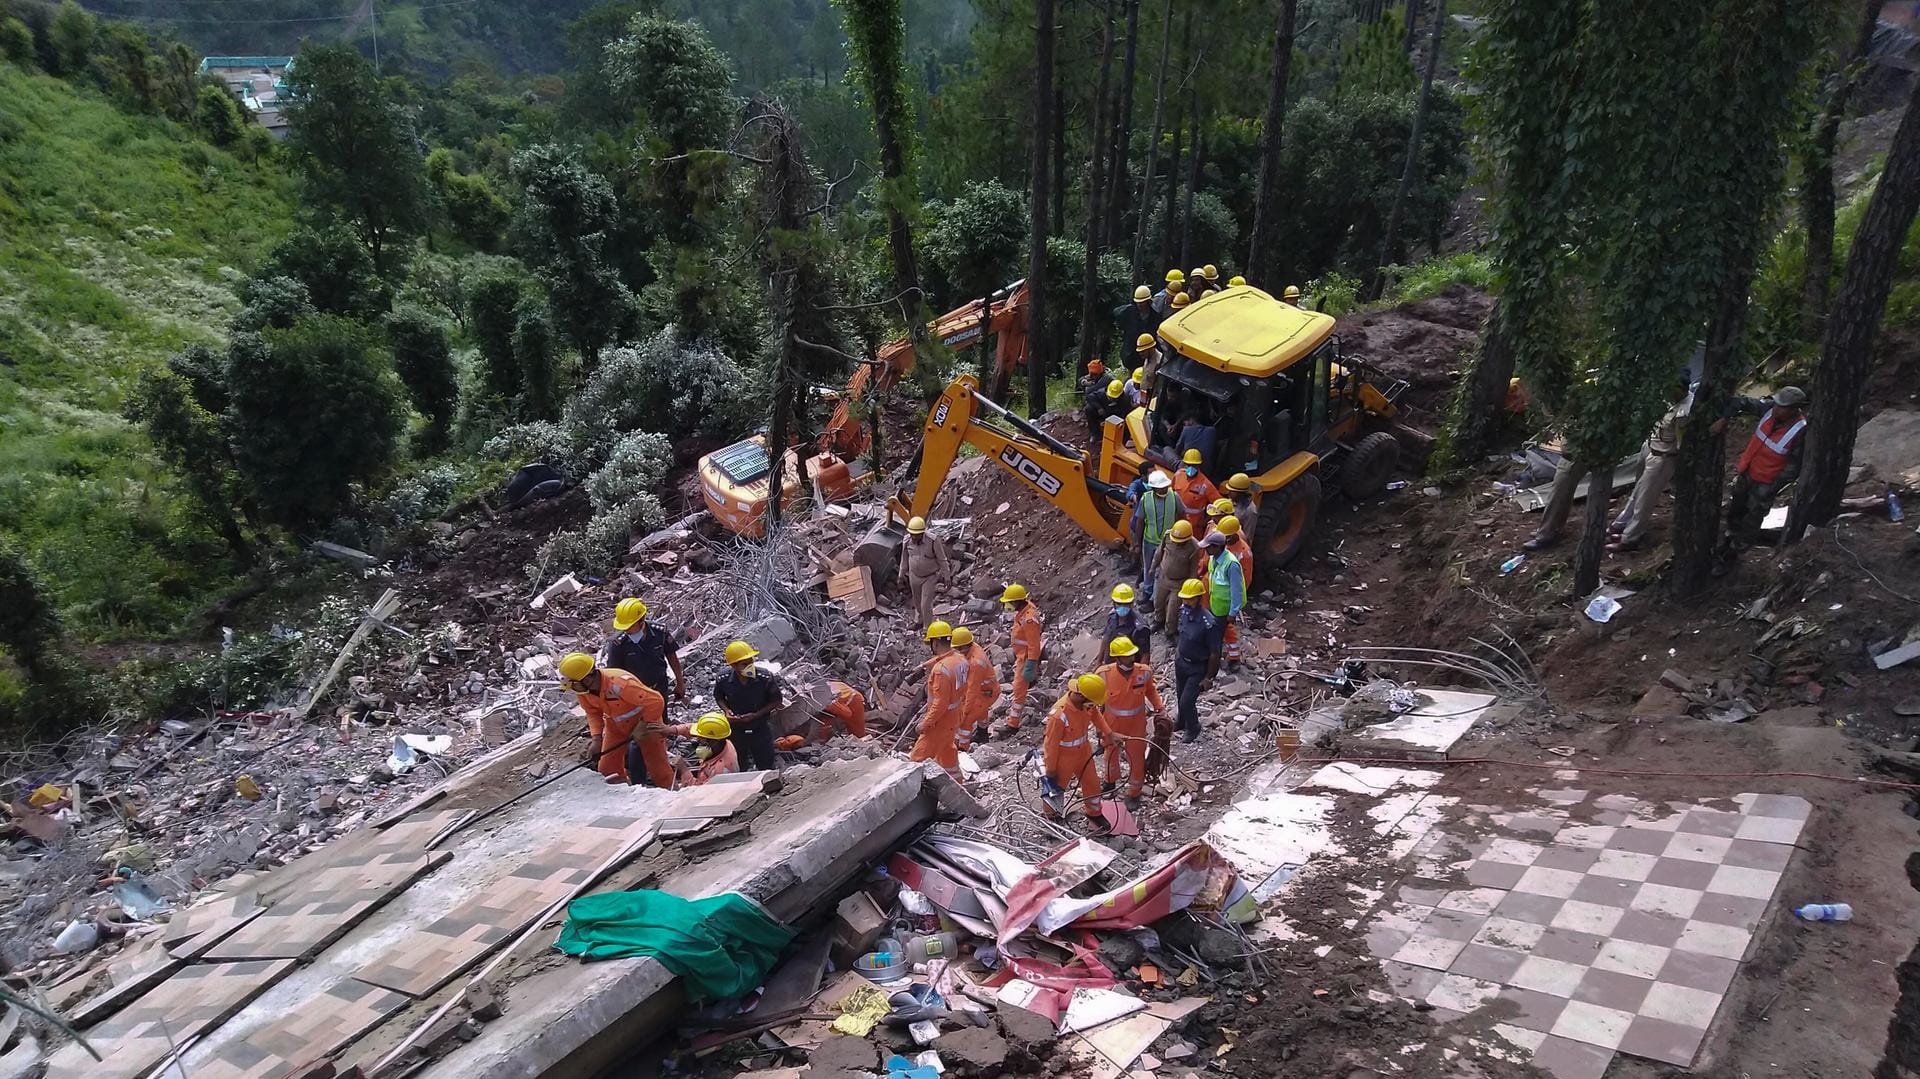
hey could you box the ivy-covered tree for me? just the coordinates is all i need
[467,269,530,402]
[427,148,510,251]
[225,316,407,532]
[386,308,458,452]
[925,181,1027,395]
[512,290,561,422]
[124,363,254,562]
[192,80,249,147]
[510,143,633,364]
[0,543,60,683]
[283,44,430,276]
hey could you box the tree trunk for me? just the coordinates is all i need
[846,0,934,368]
[1247,0,1299,285]
[1177,100,1201,267]
[1787,66,1920,539]
[1078,0,1119,362]
[1159,97,1186,275]
[1027,0,1055,419]
[1104,0,1141,257]
[1132,0,1176,278]
[1802,0,1884,340]
[1375,0,1445,297]
[1571,466,1612,598]
[1670,263,1753,595]
[1443,299,1515,465]
[1403,0,1419,51]
[1052,80,1068,237]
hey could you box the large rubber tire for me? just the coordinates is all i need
[1340,431,1401,499]
[1255,472,1322,573]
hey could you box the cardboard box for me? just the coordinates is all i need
[829,889,888,969]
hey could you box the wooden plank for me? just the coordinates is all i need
[296,589,402,720]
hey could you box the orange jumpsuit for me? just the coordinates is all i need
[662,731,740,787]
[814,680,869,742]
[1194,541,1253,665]
[577,669,671,787]
[955,642,1001,751]
[1006,603,1044,729]
[1172,470,1221,530]
[1041,693,1107,820]
[1097,660,1166,799]
[910,650,969,774]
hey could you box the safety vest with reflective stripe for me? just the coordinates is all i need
[1137,489,1179,545]
[1207,550,1243,618]
[1735,412,1806,485]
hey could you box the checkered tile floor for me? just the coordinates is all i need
[1364,789,1809,1079]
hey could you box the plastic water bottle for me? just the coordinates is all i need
[1794,903,1852,922]
[1500,555,1525,575]
[1889,486,1905,523]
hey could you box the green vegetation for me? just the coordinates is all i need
[0,60,293,634]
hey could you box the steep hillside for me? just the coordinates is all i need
[0,61,293,631]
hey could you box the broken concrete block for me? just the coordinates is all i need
[829,890,886,969]
[1873,640,1920,670]
[1658,669,1695,693]
[529,573,585,610]
[311,541,378,566]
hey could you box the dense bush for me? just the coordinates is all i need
[386,307,459,452]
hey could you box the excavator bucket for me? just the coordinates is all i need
[853,520,906,592]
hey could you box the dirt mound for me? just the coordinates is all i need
[1336,285,1493,416]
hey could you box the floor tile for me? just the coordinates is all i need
[1611,910,1688,947]
[1491,985,1571,1033]
[1550,900,1625,936]
[1513,866,1585,898]
[1379,959,1444,1000]
[1604,827,1672,855]
[1481,838,1547,866]
[1619,812,1683,833]
[1529,1033,1615,1079]
[1674,919,1752,960]
[1616,1013,1707,1066]
[1637,981,1723,1026]
[1553,824,1615,850]
[1567,874,1639,906]
[1592,793,1640,813]
[1464,860,1530,889]
[1509,955,1587,997]
[1365,926,1412,959]
[1677,808,1743,837]
[1705,864,1780,899]
[1472,915,1547,950]
[1589,849,1658,881]
[1420,907,1489,941]
[1570,967,1654,1012]
[1691,892,1770,929]
[1739,792,1811,820]
[1532,927,1607,965]
[1591,939,1671,979]
[1549,1000,1635,1050]
[1390,933,1469,971]
[1532,846,1602,873]
[1733,814,1804,845]
[205,851,451,961]
[1629,883,1703,920]
[44,959,297,1079]
[1426,973,1505,1012]
[1438,887,1507,916]
[1654,948,1739,995]
[1373,902,1434,934]
[1661,833,1734,863]
[1721,838,1793,871]
[1489,1023,1547,1054]
[1643,857,1719,890]
[188,977,410,1079]
[1494,890,1566,925]
[1449,942,1528,983]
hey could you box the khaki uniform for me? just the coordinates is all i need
[898,533,951,629]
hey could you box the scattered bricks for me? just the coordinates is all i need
[811,1034,880,1074]
[1658,669,1695,693]
[467,980,504,1022]
[994,1004,1056,1050]
[829,889,887,969]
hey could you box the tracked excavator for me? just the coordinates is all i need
[698,282,1033,537]
[869,285,1413,578]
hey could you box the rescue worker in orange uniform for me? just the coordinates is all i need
[952,626,1001,752]
[996,584,1044,736]
[559,652,672,788]
[663,713,739,787]
[910,621,969,777]
[1718,386,1809,552]
[813,680,869,743]
[1097,637,1166,806]
[1039,674,1111,828]
[1171,448,1221,531]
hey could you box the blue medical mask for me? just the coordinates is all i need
[1115,605,1131,616]
[1184,466,1197,477]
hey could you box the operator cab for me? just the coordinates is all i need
[1144,337,1339,479]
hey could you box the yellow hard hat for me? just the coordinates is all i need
[1133,285,1151,302]
[1229,275,1247,287]
[1182,448,1204,465]
[1106,379,1125,399]
[1135,333,1157,353]
[1208,498,1232,517]
[1171,293,1191,309]
[1165,269,1185,284]
[1283,285,1301,300]
[724,640,759,665]
[1170,520,1193,540]
[1000,583,1029,603]
[1130,367,1144,384]
[1203,265,1219,281]
[1179,578,1206,599]
[613,597,648,631]
[558,652,596,682]
[1226,472,1252,493]
[1110,583,1136,604]
[1074,673,1109,705]
[925,619,954,641]
[1109,635,1139,658]
[692,712,732,740]
[1220,514,1242,536]
[951,626,974,647]
[906,516,927,535]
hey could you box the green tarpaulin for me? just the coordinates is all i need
[554,890,795,1002]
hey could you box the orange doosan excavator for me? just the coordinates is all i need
[698,281,1031,536]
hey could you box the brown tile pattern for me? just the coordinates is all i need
[253,808,472,905]
[184,977,411,1079]
[44,959,297,1079]
[1369,790,1807,1079]
[350,816,657,998]
[204,850,451,961]
[67,934,184,1028]
[165,893,267,959]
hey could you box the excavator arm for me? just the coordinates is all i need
[888,376,1130,547]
